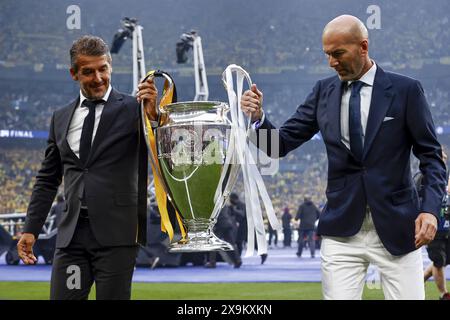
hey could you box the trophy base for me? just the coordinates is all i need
[168,233,234,253]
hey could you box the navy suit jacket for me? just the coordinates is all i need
[257,66,446,255]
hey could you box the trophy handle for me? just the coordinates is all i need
[143,70,177,110]
[221,64,252,89]
[140,70,177,126]
[220,64,282,256]
[139,95,169,198]
[139,70,178,194]
[139,70,187,242]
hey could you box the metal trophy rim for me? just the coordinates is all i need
[160,100,229,114]
[168,233,234,252]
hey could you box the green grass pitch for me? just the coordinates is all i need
[0,281,448,300]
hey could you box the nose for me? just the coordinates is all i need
[328,55,339,68]
[93,70,102,83]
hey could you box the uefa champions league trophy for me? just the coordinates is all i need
[141,67,280,254]
[156,100,240,252]
[141,71,239,252]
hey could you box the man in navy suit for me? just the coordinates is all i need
[241,15,447,299]
[17,35,158,299]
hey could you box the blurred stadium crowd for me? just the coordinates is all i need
[1,0,450,219]
[1,0,450,71]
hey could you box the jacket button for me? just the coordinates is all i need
[84,168,89,173]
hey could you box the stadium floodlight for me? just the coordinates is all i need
[110,28,132,54]
[110,17,137,53]
[176,31,195,63]
[110,17,145,95]
[176,30,209,101]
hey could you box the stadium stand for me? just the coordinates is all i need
[1,0,450,216]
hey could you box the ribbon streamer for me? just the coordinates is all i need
[140,70,187,241]
[222,64,282,256]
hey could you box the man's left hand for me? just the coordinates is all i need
[415,212,437,248]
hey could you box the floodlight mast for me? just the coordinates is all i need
[130,21,146,95]
[111,17,146,95]
[177,31,209,101]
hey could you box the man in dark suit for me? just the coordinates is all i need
[17,35,157,300]
[281,207,292,247]
[229,193,247,257]
[295,197,320,258]
[241,15,447,299]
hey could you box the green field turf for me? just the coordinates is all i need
[0,281,448,300]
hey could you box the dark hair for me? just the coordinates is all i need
[70,35,111,72]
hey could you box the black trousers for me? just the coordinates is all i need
[50,217,138,300]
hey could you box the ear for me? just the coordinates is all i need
[70,68,78,81]
[107,56,113,74]
[360,39,369,55]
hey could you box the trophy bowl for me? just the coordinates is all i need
[155,101,240,252]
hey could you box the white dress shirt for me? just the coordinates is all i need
[340,61,377,149]
[67,85,112,158]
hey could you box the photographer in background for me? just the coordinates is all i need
[415,150,450,300]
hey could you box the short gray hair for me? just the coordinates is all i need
[70,35,111,72]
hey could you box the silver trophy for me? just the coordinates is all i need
[142,66,280,255]
[156,100,239,252]
[141,71,240,252]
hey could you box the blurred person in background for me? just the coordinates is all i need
[229,192,247,257]
[295,196,320,258]
[282,207,293,247]
[205,205,242,269]
[268,219,279,248]
[416,151,450,300]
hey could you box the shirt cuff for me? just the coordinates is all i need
[251,111,265,130]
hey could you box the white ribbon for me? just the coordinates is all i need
[222,64,282,256]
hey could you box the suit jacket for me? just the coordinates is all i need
[49,201,65,228]
[24,89,148,248]
[296,201,320,230]
[257,66,446,255]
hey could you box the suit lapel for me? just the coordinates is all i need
[362,67,394,160]
[61,97,83,166]
[326,78,353,155]
[87,89,124,164]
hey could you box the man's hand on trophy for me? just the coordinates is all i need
[241,84,263,122]
[137,76,158,121]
